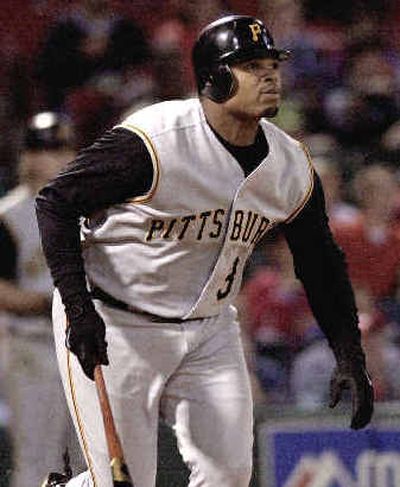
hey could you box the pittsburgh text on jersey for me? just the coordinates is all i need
[146,208,270,245]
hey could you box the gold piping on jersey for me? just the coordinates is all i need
[65,320,98,487]
[81,124,159,250]
[118,123,160,204]
[285,142,315,223]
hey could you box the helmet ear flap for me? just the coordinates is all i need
[201,64,236,103]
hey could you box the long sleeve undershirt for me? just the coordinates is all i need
[36,125,361,351]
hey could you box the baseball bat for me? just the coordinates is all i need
[94,365,135,487]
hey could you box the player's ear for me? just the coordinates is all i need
[202,65,237,103]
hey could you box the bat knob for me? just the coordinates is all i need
[110,457,134,486]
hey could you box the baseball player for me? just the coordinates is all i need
[0,112,82,487]
[36,15,374,487]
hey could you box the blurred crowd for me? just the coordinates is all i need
[1,0,400,188]
[1,0,400,482]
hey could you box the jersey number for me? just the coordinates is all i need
[217,257,240,300]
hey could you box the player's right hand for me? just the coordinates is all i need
[64,295,109,380]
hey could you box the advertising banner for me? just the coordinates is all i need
[257,410,400,487]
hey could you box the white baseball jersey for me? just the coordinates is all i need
[0,184,53,332]
[0,184,53,293]
[81,98,313,319]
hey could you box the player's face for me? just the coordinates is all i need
[226,57,282,119]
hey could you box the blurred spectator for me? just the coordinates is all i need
[37,0,150,110]
[0,112,82,487]
[121,0,233,119]
[322,42,400,156]
[313,156,360,225]
[0,45,31,195]
[240,232,313,403]
[356,286,400,402]
[383,0,400,53]
[265,0,320,89]
[332,165,400,302]
[378,119,400,167]
[289,330,334,409]
[303,132,341,159]
[151,0,232,96]
[303,0,354,24]
[36,0,151,146]
[290,285,400,407]
[263,0,340,135]
[303,0,393,25]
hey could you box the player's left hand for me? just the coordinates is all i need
[329,362,374,430]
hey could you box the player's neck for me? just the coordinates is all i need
[202,99,259,147]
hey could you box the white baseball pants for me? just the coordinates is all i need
[53,291,254,487]
[4,328,82,487]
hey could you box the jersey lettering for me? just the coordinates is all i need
[230,210,244,241]
[163,219,177,239]
[217,257,240,300]
[178,214,196,240]
[146,219,164,241]
[251,216,270,244]
[209,208,225,239]
[242,212,259,242]
[197,211,211,240]
[145,209,270,244]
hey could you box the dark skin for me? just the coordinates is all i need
[202,57,281,145]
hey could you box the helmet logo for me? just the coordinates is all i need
[249,23,262,42]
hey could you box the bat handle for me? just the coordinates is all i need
[94,365,134,486]
[94,365,123,459]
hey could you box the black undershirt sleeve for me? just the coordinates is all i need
[281,172,363,361]
[209,124,269,175]
[36,127,154,302]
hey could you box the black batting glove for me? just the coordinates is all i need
[64,295,109,380]
[329,359,374,430]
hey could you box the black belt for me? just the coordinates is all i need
[90,286,194,323]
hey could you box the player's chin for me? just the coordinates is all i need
[261,105,279,118]
[256,97,280,118]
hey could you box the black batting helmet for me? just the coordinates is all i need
[24,112,75,151]
[192,15,290,103]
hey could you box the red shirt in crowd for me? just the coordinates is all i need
[333,217,400,299]
[242,268,312,348]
